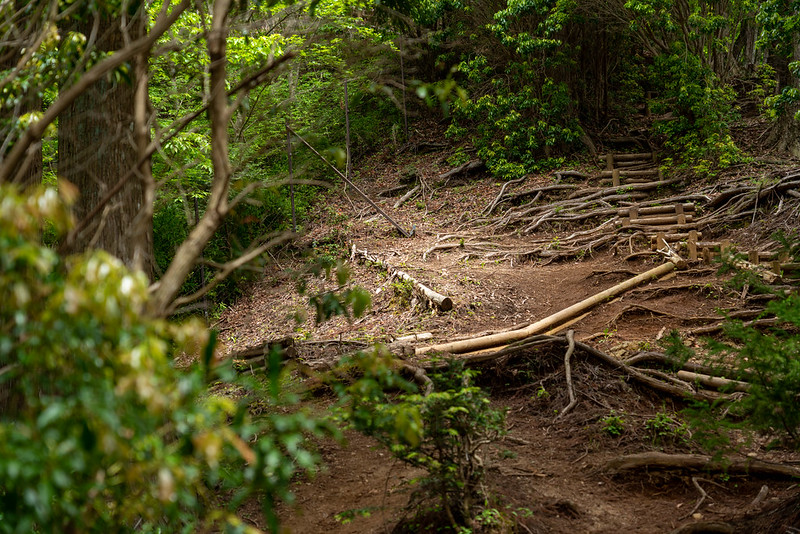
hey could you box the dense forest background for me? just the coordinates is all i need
[2,0,800,531]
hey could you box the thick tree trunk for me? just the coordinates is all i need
[765,38,800,158]
[58,6,153,276]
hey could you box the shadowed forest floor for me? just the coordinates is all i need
[219,117,800,533]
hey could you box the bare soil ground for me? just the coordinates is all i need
[218,121,800,533]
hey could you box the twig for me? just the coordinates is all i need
[679,476,711,520]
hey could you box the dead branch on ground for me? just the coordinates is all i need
[352,243,454,311]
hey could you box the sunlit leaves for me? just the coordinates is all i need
[0,187,335,532]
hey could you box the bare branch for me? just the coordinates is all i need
[166,231,297,315]
[148,0,232,316]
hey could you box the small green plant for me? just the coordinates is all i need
[474,507,504,527]
[535,386,550,400]
[334,507,374,525]
[601,411,626,436]
[447,148,471,167]
[645,410,689,446]
[342,359,506,529]
[391,278,415,309]
[600,327,617,342]
[499,449,517,459]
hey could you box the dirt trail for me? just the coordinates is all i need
[221,143,800,533]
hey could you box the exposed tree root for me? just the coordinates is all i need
[556,330,578,419]
[605,451,800,479]
[417,333,726,402]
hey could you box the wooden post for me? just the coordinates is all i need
[688,230,698,261]
[612,168,621,187]
[675,204,686,225]
[656,232,667,249]
[624,205,637,226]
[702,247,712,264]
[606,154,614,171]
[748,250,759,265]
[772,261,782,275]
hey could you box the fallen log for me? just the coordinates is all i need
[676,371,751,392]
[393,185,420,208]
[438,159,484,181]
[416,260,679,355]
[605,451,800,479]
[393,332,433,343]
[351,244,453,311]
[227,336,297,373]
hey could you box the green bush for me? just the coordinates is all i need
[649,46,744,174]
[0,185,335,532]
[341,358,506,528]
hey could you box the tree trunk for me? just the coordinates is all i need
[765,36,800,158]
[58,5,153,276]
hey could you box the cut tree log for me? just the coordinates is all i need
[416,260,679,355]
[227,336,297,373]
[351,244,453,311]
[598,152,654,161]
[617,203,695,216]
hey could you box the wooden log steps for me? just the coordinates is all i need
[622,203,697,228]
[627,215,694,226]
[617,203,695,216]
[599,153,655,171]
[600,168,662,177]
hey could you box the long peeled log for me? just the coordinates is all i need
[416,261,677,355]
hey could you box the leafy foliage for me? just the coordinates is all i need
[0,185,336,532]
[341,359,506,528]
[648,46,744,173]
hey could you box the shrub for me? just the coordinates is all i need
[0,185,335,532]
[341,358,506,528]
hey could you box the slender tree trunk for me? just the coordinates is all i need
[1,0,44,189]
[57,5,154,276]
